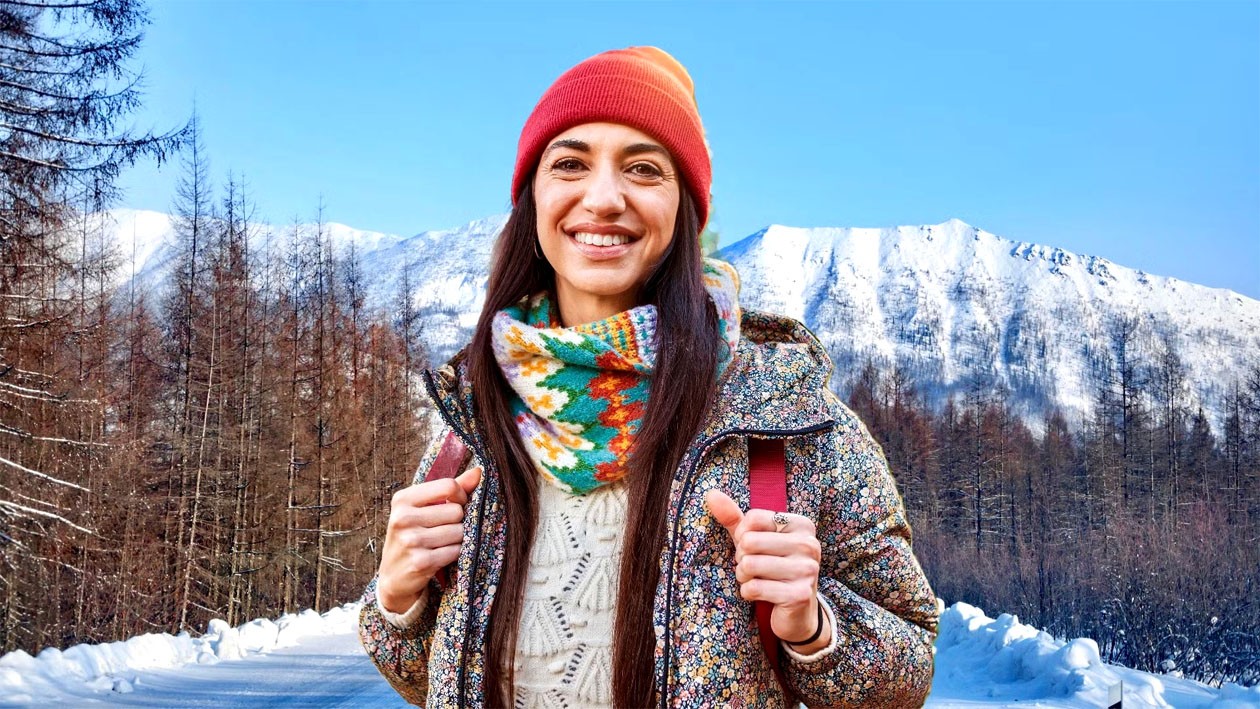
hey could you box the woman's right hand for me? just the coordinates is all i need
[377,466,483,614]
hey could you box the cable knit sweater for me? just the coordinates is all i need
[514,480,625,708]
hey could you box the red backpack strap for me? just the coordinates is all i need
[427,430,469,483]
[747,437,791,696]
[424,431,470,589]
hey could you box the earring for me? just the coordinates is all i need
[534,238,543,260]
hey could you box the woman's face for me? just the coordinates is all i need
[533,122,680,326]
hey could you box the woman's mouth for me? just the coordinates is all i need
[565,229,637,259]
[571,231,633,247]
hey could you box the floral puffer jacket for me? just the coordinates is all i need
[359,310,940,708]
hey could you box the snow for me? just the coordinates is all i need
[1,600,1253,707]
[0,604,407,707]
[99,209,175,278]
[925,602,1250,707]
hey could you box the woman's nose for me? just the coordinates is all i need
[580,163,626,216]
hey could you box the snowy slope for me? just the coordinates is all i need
[98,210,1260,431]
[721,220,1260,429]
[104,208,415,291]
[2,601,1255,708]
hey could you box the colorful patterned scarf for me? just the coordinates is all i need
[491,259,742,494]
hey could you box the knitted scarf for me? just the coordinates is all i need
[491,258,742,494]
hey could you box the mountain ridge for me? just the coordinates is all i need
[99,208,1260,431]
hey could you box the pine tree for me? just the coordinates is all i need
[1151,336,1188,523]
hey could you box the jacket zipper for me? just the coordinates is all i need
[657,420,836,709]
[422,369,491,709]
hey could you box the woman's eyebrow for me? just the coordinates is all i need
[541,139,670,161]
[623,143,669,159]
[542,138,590,161]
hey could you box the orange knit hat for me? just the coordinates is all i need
[511,46,711,230]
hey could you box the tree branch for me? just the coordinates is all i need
[0,454,90,491]
[0,498,93,534]
[1,120,149,148]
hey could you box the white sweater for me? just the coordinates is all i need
[513,478,626,707]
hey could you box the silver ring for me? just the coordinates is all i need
[773,511,790,533]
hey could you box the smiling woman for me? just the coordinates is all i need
[358,46,940,709]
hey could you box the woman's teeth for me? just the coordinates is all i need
[572,232,630,246]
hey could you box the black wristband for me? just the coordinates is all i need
[784,601,825,647]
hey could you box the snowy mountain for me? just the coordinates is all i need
[107,208,418,294]
[721,220,1260,429]
[105,208,504,365]
[2,600,1256,707]
[102,209,1260,431]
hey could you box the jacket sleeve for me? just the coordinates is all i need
[357,417,469,706]
[359,576,442,706]
[783,399,940,708]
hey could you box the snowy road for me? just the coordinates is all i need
[1,602,1253,708]
[1,630,408,708]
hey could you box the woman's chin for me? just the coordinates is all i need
[554,274,642,316]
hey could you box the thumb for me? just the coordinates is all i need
[455,466,483,496]
[705,489,744,536]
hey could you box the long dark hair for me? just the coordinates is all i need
[467,177,721,707]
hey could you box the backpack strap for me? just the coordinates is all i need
[427,430,469,483]
[424,431,470,590]
[747,437,791,696]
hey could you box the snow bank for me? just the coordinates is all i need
[1212,683,1260,709]
[928,602,1258,708]
[0,603,361,704]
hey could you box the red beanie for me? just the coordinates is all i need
[511,46,711,231]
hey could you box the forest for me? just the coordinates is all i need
[1,0,1257,690]
[848,353,1260,685]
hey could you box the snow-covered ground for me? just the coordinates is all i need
[929,604,1259,708]
[1,601,1256,708]
[0,605,408,708]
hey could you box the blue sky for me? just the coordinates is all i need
[117,1,1260,299]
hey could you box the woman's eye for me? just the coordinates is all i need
[553,158,583,172]
[629,162,662,178]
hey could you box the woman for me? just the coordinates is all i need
[359,47,939,709]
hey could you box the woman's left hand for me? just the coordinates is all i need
[705,489,832,654]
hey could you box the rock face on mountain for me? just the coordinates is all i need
[112,209,1258,430]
